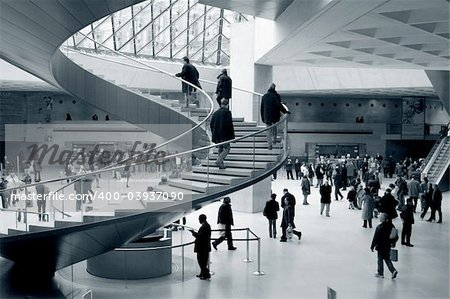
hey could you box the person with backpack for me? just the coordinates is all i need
[263,193,280,238]
[371,213,399,280]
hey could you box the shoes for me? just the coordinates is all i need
[219,165,226,169]
[392,270,398,280]
[362,225,367,228]
[401,242,406,245]
[228,247,237,251]
[326,214,330,217]
[199,276,211,280]
[427,219,433,222]
[212,243,217,250]
[374,273,384,278]
[280,238,287,242]
[320,212,323,215]
[303,203,309,205]
[196,274,202,278]
[405,243,414,247]
[294,231,302,240]
[437,221,442,223]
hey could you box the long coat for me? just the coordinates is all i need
[371,221,395,257]
[210,107,235,143]
[216,74,232,99]
[260,89,288,125]
[320,184,332,203]
[264,199,279,220]
[217,202,234,225]
[361,194,375,220]
[193,221,212,253]
[176,63,200,93]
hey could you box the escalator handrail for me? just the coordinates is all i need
[422,136,448,178]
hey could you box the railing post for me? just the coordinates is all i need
[252,238,265,276]
[206,151,210,189]
[242,228,253,263]
[252,136,256,170]
[181,228,185,282]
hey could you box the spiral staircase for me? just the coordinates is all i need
[0,0,289,280]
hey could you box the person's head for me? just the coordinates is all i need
[323,180,329,186]
[389,183,395,190]
[271,193,277,200]
[223,196,231,204]
[433,184,439,191]
[221,69,227,75]
[283,188,288,193]
[268,83,276,91]
[221,98,229,108]
[198,214,207,224]
[182,56,190,64]
[379,213,389,222]
[364,187,371,194]
[385,188,391,194]
[406,197,413,205]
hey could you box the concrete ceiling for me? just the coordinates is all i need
[257,0,450,70]
[199,0,294,20]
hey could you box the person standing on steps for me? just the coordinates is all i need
[191,214,212,280]
[210,99,235,170]
[263,193,280,238]
[175,56,200,108]
[371,213,398,280]
[280,188,302,242]
[260,83,290,150]
[301,173,311,205]
[212,197,237,250]
[215,69,232,107]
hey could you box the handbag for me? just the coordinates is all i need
[390,248,398,262]
[287,225,293,239]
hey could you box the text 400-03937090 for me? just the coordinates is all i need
[126,191,184,201]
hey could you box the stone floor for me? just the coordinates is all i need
[1,175,449,298]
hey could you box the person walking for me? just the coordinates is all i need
[215,69,232,107]
[407,176,421,213]
[315,162,324,187]
[420,183,433,220]
[371,213,399,280]
[333,167,344,201]
[212,197,237,250]
[190,214,212,280]
[400,198,415,247]
[263,193,280,238]
[427,184,442,223]
[294,159,302,180]
[260,83,289,150]
[210,99,235,169]
[361,187,375,228]
[285,157,294,180]
[319,180,332,217]
[175,56,200,108]
[301,173,311,205]
[280,188,302,242]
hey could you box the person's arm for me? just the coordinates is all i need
[216,77,222,94]
[175,65,186,77]
[370,227,379,251]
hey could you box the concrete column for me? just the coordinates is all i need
[229,176,272,213]
[230,22,273,122]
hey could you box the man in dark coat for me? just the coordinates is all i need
[427,184,442,223]
[371,213,398,279]
[378,187,398,220]
[212,197,237,250]
[260,83,289,150]
[280,188,302,242]
[175,56,200,107]
[210,99,235,169]
[191,214,212,280]
[215,69,232,107]
[400,197,415,247]
[263,193,280,238]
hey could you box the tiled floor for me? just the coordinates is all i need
[1,176,449,298]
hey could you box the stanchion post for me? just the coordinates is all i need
[181,229,185,282]
[242,228,253,263]
[253,238,265,276]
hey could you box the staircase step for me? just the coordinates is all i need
[233,142,281,148]
[202,160,268,169]
[213,148,281,155]
[234,126,266,131]
[235,136,281,142]
[29,225,55,232]
[55,220,83,228]
[168,179,225,193]
[208,154,278,162]
[7,228,27,236]
[181,173,242,184]
[192,166,254,177]
[233,122,257,127]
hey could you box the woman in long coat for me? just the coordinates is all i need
[361,187,375,228]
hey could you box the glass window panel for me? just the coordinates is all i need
[74,26,95,48]
[133,3,153,55]
[113,8,135,53]
[154,9,171,58]
[92,16,114,50]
